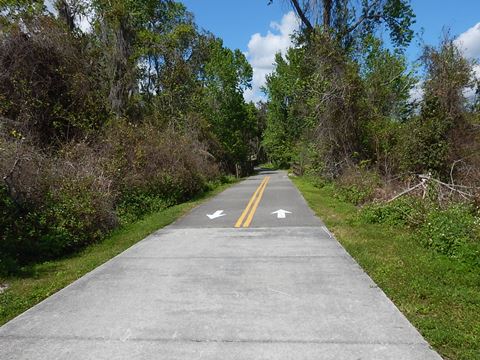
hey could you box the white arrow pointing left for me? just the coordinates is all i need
[207,210,226,219]
[271,209,292,219]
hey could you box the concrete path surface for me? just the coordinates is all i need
[0,170,442,359]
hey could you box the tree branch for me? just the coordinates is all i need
[346,0,382,34]
[289,0,313,31]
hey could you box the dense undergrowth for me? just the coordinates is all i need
[323,167,480,268]
[0,123,227,274]
[361,198,480,264]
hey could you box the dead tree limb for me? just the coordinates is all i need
[387,182,423,203]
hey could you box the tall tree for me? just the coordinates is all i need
[201,38,255,174]
[269,0,415,48]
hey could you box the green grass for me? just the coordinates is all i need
[0,180,236,326]
[292,176,480,360]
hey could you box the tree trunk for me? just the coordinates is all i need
[56,0,76,31]
[289,0,313,31]
[323,0,332,29]
[108,18,134,117]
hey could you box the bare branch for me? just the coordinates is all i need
[387,182,423,203]
[346,0,382,34]
[289,0,314,31]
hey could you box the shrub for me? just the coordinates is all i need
[335,166,380,205]
[0,141,117,271]
[418,204,479,258]
[39,174,117,258]
[116,191,173,225]
[104,121,220,218]
[360,196,426,227]
[360,196,480,264]
[0,117,222,273]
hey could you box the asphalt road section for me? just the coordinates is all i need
[0,170,442,359]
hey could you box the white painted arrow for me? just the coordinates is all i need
[207,210,226,219]
[271,209,292,219]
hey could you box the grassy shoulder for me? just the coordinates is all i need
[292,176,480,360]
[0,180,236,326]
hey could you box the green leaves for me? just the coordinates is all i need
[263,47,308,167]
[382,0,416,48]
[200,38,256,170]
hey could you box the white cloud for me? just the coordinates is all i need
[409,81,424,104]
[244,11,300,103]
[45,0,92,33]
[455,23,480,101]
[77,13,93,33]
[455,22,480,59]
[473,64,480,78]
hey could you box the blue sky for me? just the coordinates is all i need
[181,1,480,101]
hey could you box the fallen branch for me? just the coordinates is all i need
[387,182,423,203]
[387,174,476,203]
[418,174,474,199]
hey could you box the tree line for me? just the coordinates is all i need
[264,0,479,264]
[0,0,262,273]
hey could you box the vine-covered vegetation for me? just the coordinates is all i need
[0,0,262,273]
[264,0,479,268]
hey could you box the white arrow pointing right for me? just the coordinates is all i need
[271,209,292,219]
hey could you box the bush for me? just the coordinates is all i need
[360,196,426,227]
[0,121,221,273]
[38,174,117,258]
[360,196,480,263]
[116,191,173,225]
[419,204,479,259]
[0,142,117,272]
[334,166,380,205]
[104,121,220,220]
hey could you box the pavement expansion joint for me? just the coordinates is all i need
[119,255,348,260]
[0,334,426,346]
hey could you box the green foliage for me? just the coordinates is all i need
[275,0,415,50]
[0,179,236,325]
[360,196,480,264]
[0,0,47,26]
[334,167,380,205]
[396,36,474,178]
[116,192,173,224]
[0,171,116,275]
[335,185,372,205]
[360,197,426,227]
[39,178,115,257]
[396,114,451,176]
[373,0,416,48]
[264,32,377,175]
[0,186,25,274]
[419,205,479,259]
[0,19,110,146]
[263,48,308,167]
[360,35,415,120]
[201,38,256,172]
[0,0,259,274]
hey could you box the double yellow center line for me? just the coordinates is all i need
[234,176,270,228]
